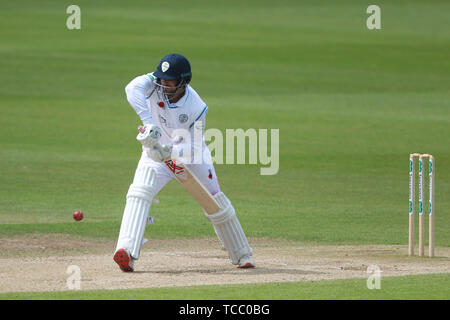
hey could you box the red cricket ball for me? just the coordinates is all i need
[73,210,84,221]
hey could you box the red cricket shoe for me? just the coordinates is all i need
[237,255,255,269]
[114,248,135,272]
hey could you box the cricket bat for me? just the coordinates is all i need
[164,159,220,214]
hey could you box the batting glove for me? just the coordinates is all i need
[136,124,162,149]
[146,143,173,163]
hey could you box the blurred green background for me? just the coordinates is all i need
[0,0,449,247]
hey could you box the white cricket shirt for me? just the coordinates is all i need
[125,73,208,146]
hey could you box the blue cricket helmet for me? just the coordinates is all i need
[153,53,192,83]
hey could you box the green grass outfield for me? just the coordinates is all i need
[1,274,449,300]
[0,0,449,299]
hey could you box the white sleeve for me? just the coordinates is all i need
[125,74,154,125]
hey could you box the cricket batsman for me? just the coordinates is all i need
[113,53,255,272]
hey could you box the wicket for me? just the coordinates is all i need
[408,153,435,257]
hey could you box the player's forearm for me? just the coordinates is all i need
[125,74,154,124]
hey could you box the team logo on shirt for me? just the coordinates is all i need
[161,61,170,72]
[179,114,189,123]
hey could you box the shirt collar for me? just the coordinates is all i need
[170,85,190,108]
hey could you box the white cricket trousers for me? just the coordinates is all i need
[138,145,221,197]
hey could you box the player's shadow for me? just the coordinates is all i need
[133,267,324,276]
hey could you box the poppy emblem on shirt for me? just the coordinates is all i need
[179,114,189,123]
[161,61,170,72]
[158,101,165,108]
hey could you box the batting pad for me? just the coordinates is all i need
[205,192,253,264]
[116,165,157,259]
